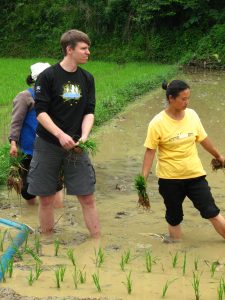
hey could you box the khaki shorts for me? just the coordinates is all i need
[27,136,96,196]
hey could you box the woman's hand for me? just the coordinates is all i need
[10,141,18,156]
[215,154,225,167]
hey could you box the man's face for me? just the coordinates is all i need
[69,42,90,64]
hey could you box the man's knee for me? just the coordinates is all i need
[78,194,95,206]
[40,196,55,207]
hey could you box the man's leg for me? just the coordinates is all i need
[209,213,225,239]
[39,195,55,233]
[77,194,100,239]
[53,190,64,209]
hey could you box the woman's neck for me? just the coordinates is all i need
[165,107,185,120]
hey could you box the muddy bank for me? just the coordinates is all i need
[0,288,120,300]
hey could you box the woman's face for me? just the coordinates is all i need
[169,88,190,110]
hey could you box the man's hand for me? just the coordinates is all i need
[74,135,88,146]
[57,132,76,150]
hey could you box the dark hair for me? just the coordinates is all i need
[162,80,190,100]
[60,29,91,56]
[26,74,35,86]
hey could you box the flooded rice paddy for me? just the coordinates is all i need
[1,70,225,299]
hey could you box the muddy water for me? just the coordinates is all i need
[1,70,225,300]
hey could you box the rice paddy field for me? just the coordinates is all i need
[1,60,225,299]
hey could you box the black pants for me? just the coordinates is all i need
[19,154,36,200]
[158,176,220,226]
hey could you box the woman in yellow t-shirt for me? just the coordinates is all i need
[142,80,225,241]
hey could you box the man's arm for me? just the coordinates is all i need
[79,113,94,142]
[37,112,75,150]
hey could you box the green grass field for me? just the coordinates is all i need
[0,58,177,143]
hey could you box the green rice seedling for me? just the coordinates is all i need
[192,272,200,300]
[79,266,86,284]
[0,229,7,252]
[67,248,76,266]
[134,174,150,210]
[28,269,35,286]
[221,278,225,293]
[217,278,224,300]
[73,265,79,289]
[194,257,199,271]
[122,271,132,295]
[0,262,6,282]
[123,249,131,264]
[59,265,66,282]
[34,233,41,255]
[145,250,153,273]
[92,271,101,292]
[94,247,104,268]
[74,139,98,156]
[170,251,179,268]
[0,230,7,251]
[162,278,177,298]
[162,280,169,298]
[12,245,23,261]
[23,230,30,251]
[182,252,187,276]
[54,238,60,256]
[25,247,42,264]
[210,261,218,278]
[35,263,43,280]
[55,268,61,289]
[120,254,126,271]
[7,258,14,278]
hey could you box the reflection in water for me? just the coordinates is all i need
[1,70,225,299]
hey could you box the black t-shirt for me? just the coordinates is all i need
[34,63,95,146]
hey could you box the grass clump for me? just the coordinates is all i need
[72,138,98,156]
[134,174,150,210]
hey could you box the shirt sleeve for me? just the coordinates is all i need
[34,70,52,116]
[144,119,160,149]
[84,74,96,115]
[9,91,34,142]
[194,111,208,142]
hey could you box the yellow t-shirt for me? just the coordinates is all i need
[144,108,207,179]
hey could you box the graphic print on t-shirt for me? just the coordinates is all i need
[62,81,82,105]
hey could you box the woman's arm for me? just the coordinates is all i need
[142,148,156,179]
[200,137,225,166]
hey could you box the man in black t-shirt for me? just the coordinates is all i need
[28,29,100,238]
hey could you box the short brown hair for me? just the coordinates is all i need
[60,29,91,56]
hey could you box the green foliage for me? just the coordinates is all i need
[0,144,11,185]
[0,1,225,65]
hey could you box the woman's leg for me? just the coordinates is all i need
[168,224,182,240]
[209,213,225,239]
